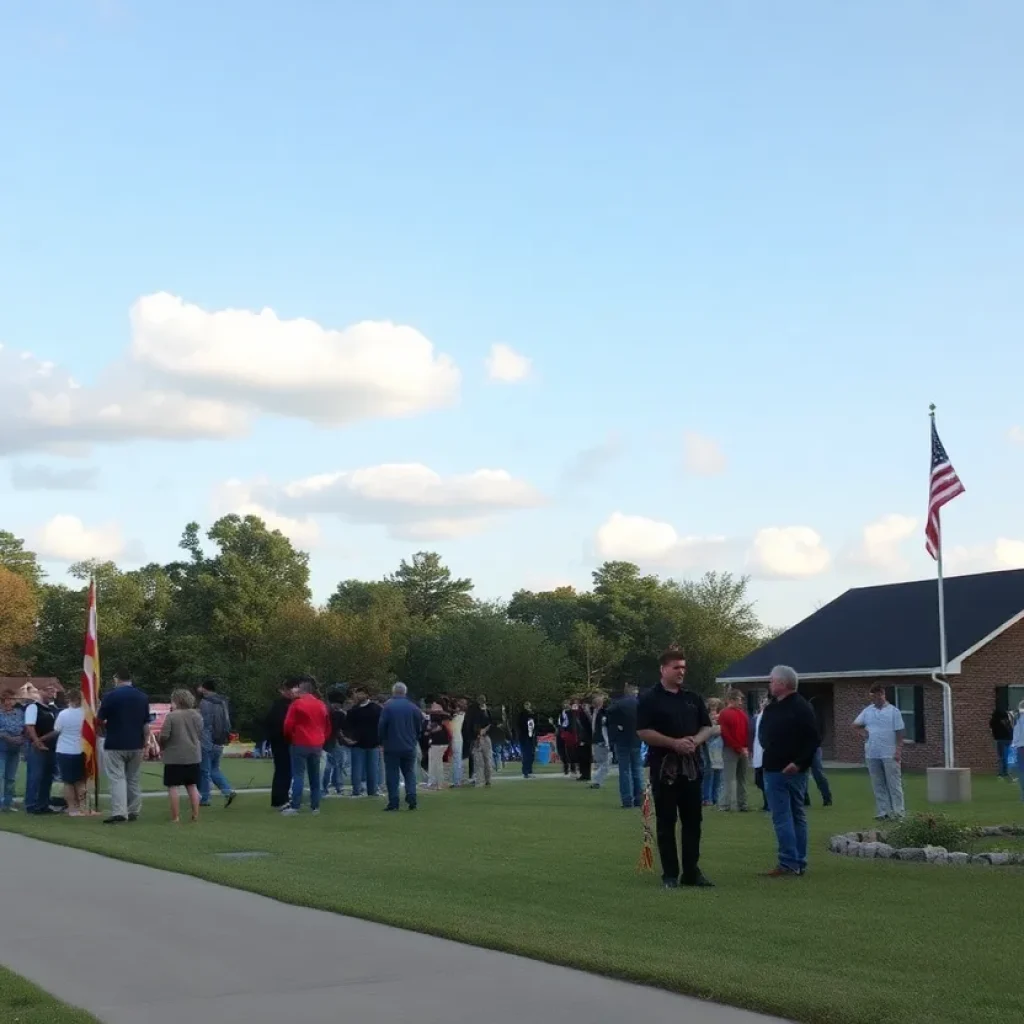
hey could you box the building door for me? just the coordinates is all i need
[801,683,835,760]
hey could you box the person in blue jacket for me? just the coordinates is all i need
[378,682,424,811]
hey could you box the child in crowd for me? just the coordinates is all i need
[159,689,204,823]
[702,698,724,807]
[53,690,87,817]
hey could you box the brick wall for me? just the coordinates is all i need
[953,616,1024,773]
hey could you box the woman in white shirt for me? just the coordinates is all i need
[752,696,769,811]
[53,690,87,817]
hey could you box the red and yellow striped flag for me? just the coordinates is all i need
[80,580,100,780]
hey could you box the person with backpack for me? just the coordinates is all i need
[197,679,236,809]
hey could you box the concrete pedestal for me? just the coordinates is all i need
[926,767,972,803]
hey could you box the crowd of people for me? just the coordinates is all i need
[3,658,1023,888]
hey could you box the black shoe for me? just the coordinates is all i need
[225,793,236,808]
[383,806,399,812]
[662,878,679,890]
[823,800,833,807]
[103,816,127,825]
[407,805,417,811]
[127,813,139,822]
[681,873,716,888]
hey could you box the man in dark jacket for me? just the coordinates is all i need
[607,684,643,809]
[265,680,298,809]
[197,679,236,808]
[759,665,821,878]
[517,702,537,778]
[990,707,1015,779]
[345,688,382,797]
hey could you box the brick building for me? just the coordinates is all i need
[716,569,1024,774]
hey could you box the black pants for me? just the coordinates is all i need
[652,775,703,882]
[577,744,592,781]
[755,767,768,809]
[270,742,291,808]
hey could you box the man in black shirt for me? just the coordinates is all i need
[758,665,821,877]
[345,688,383,797]
[637,648,714,889]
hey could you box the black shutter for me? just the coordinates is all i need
[995,687,1009,714]
[885,686,895,705]
[746,691,756,716]
[913,686,925,743]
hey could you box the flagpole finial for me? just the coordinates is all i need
[929,403,936,418]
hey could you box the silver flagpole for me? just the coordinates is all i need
[930,404,954,769]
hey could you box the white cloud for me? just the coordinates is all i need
[747,526,831,579]
[1009,426,1024,445]
[594,512,729,569]
[683,431,727,476]
[34,515,129,562]
[945,538,1024,574]
[485,343,531,383]
[226,463,543,542]
[848,513,918,572]
[0,344,247,455]
[214,480,322,549]
[130,293,460,424]
[10,464,100,491]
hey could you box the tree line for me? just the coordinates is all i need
[0,518,771,733]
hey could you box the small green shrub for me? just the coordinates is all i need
[886,812,972,851]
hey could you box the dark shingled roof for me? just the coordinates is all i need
[718,569,1024,681]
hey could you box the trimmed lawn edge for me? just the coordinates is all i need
[0,964,101,1023]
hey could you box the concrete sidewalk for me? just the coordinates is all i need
[0,833,788,1024]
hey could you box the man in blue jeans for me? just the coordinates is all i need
[345,688,381,796]
[197,680,236,808]
[608,684,644,808]
[758,665,821,877]
[378,682,423,811]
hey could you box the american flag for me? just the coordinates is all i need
[926,419,965,560]
[80,580,100,782]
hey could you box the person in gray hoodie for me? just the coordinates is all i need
[378,682,424,811]
[197,679,236,808]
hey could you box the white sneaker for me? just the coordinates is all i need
[280,807,299,816]
[311,809,320,816]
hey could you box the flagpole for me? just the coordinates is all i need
[929,404,954,769]
[92,579,101,813]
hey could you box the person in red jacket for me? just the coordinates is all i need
[281,676,330,816]
[717,690,750,812]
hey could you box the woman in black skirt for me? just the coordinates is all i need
[159,689,204,823]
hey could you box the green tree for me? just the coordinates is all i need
[390,551,473,620]
[0,530,43,589]
[31,583,86,682]
[507,586,587,648]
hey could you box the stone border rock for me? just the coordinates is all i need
[829,825,1024,866]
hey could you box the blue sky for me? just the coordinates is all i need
[2,0,1022,629]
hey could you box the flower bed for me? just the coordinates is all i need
[829,824,1024,866]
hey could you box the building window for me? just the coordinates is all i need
[892,685,919,744]
[1007,685,1024,712]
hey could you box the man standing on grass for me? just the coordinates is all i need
[345,688,382,797]
[378,682,423,811]
[517,702,537,778]
[717,690,750,812]
[589,694,611,789]
[197,679,236,809]
[282,676,330,816]
[637,647,715,889]
[98,670,151,825]
[608,684,644,809]
[853,684,906,821]
[24,682,59,815]
[759,665,820,878]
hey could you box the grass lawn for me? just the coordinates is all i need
[0,966,99,1023]
[3,770,1022,1024]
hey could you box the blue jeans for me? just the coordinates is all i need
[806,748,832,804]
[199,745,234,804]
[521,740,535,777]
[996,739,1010,777]
[702,767,723,804]
[322,746,349,793]
[384,750,417,809]
[492,743,505,770]
[765,770,809,873]
[0,742,20,809]
[25,746,55,813]
[616,744,644,808]
[289,746,322,810]
[350,747,379,796]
